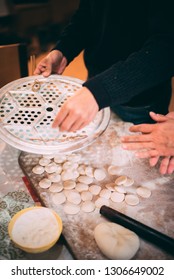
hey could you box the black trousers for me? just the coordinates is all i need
[111,82,172,124]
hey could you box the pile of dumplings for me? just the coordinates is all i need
[32,153,151,215]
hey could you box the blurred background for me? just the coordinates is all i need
[0,0,173,109]
[0,0,87,81]
[0,0,80,54]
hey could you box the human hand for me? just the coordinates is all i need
[34,50,67,77]
[149,156,174,175]
[52,87,99,132]
[121,111,174,158]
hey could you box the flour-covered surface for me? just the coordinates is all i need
[0,139,73,260]
[19,114,174,260]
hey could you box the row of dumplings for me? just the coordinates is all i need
[32,154,151,214]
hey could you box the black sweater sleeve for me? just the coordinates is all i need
[84,1,174,109]
[84,33,174,109]
[54,0,174,109]
[53,0,92,63]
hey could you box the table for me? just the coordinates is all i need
[0,139,73,260]
[18,114,174,260]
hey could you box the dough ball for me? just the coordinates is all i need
[94,222,140,259]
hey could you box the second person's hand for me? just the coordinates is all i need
[34,50,67,77]
[52,87,99,132]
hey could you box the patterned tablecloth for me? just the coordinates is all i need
[0,140,73,260]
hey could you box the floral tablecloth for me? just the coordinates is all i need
[0,190,34,260]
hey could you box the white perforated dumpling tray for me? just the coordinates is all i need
[0,75,110,154]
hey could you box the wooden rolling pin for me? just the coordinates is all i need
[100,205,174,255]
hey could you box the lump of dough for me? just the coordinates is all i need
[94,222,140,260]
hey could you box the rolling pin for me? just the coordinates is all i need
[100,205,174,255]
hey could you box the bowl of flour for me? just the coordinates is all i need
[8,206,62,253]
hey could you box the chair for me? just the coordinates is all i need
[0,43,28,88]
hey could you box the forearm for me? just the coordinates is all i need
[84,33,174,109]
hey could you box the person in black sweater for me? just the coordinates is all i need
[35,0,174,132]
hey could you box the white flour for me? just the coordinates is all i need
[11,208,59,248]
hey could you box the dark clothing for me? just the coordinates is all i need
[54,0,174,123]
